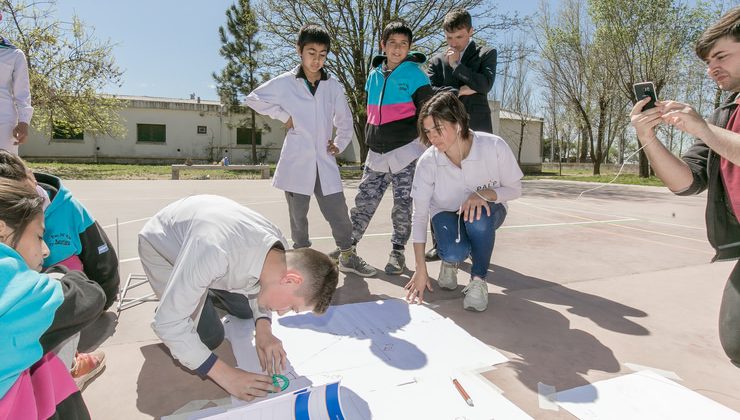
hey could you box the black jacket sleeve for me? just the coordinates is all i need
[412,84,435,114]
[453,48,497,95]
[677,140,710,196]
[78,221,120,309]
[427,56,444,87]
[40,266,106,353]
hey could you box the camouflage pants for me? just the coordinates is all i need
[350,160,416,246]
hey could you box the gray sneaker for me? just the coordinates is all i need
[437,261,459,290]
[339,250,377,277]
[462,277,488,312]
[384,249,406,274]
[327,247,341,264]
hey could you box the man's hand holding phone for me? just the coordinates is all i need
[630,97,664,142]
[633,82,658,111]
[630,81,663,143]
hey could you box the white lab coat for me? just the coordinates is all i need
[0,45,33,153]
[245,66,354,196]
[139,195,288,370]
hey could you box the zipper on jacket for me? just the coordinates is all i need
[376,62,403,124]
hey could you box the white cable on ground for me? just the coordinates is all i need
[577,139,657,199]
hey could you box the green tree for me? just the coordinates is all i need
[213,0,265,163]
[256,0,520,162]
[1,0,124,140]
[588,0,711,177]
[536,0,615,174]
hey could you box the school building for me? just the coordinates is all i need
[19,95,543,172]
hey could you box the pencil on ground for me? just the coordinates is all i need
[452,378,474,407]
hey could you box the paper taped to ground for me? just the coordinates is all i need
[201,381,346,420]
[228,300,508,391]
[556,370,740,419]
[186,299,527,419]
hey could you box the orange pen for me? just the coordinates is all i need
[452,378,474,407]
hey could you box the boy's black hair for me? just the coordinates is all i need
[297,24,331,53]
[382,20,413,45]
[443,8,472,32]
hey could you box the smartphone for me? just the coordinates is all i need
[633,82,657,111]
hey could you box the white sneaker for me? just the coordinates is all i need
[437,261,459,290]
[462,277,488,312]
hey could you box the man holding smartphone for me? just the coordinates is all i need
[630,7,740,366]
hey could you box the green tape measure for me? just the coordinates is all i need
[271,374,290,392]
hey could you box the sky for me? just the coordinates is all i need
[43,0,543,101]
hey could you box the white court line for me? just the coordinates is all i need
[116,217,707,262]
[642,219,705,230]
[119,257,140,263]
[102,217,150,229]
[306,218,638,241]
[516,200,706,243]
[606,223,707,243]
[100,200,286,230]
[517,199,705,230]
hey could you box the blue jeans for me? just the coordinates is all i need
[432,203,506,279]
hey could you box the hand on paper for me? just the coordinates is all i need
[255,320,286,374]
[405,270,433,304]
[209,359,278,401]
[460,192,490,223]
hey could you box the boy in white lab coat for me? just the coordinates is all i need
[245,24,376,277]
[0,13,33,155]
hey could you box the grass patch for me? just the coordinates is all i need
[26,162,366,181]
[25,162,664,186]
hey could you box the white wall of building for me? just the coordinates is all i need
[490,101,543,172]
[19,96,538,171]
[20,95,362,164]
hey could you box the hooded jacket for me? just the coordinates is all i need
[0,244,62,398]
[365,52,434,153]
[34,172,119,309]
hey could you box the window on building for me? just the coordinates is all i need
[137,124,166,143]
[197,125,207,134]
[236,127,262,145]
[52,121,84,140]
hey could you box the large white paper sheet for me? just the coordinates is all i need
[241,300,508,387]
[216,299,517,419]
[556,370,740,420]
[356,371,533,420]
